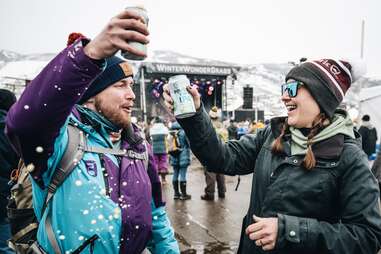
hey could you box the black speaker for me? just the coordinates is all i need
[234,109,264,122]
[243,87,253,109]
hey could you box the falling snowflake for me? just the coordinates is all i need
[59,235,66,240]
[91,219,97,224]
[75,180,82,186]
[24,105,29,110]
[26,163,35,173]
[83,210,89,215]
[113,208,121,219]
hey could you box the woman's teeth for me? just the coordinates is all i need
[286,105,297,111]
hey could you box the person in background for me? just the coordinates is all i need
[249,120,266,135]
[256,120,265,129]
[358,114,378,160]
[144,118,154,144]
[237,122,248,140]
[248,121,257,134]
[227,120,238,140]
[150,117,170,184]
[163,58,381,253]
[5,10,179,253]
[168,121,191,200]
[0,89,18,254]
[199,107,227,201]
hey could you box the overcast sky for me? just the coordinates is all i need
[1,0,380,77]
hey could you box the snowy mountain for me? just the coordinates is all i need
[146,50,235,66]
[1,49,380,117]
[0,50,22,68]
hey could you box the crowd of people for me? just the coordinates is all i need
[1,8,381,254]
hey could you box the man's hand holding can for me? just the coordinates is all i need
[84,9,149,60]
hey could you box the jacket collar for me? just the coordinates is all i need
[269,116,347,160]
[70,107,144,149]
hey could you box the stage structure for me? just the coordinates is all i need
[133,62,238,122]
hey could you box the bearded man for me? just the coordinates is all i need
[5,10,179,254]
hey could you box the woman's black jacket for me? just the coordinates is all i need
[178,107,381,254]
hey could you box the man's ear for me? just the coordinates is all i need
[83,97,96,110]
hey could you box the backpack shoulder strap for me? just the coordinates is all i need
[44,124,151,209]
[42,124,85,213]
[43,124,86,254]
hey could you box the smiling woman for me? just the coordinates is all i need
[273,59,360,170]
[163,58,381,254]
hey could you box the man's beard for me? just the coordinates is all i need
[94,97,131,130]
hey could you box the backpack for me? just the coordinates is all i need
[167,130,182,156]
[7,123,148,254]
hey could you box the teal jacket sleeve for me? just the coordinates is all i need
[147,201,180,254]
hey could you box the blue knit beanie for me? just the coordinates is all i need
[79,56,133,104]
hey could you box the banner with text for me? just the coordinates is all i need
[144,63,236,76]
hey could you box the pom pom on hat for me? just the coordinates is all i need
[67,32,85,46]
[341,58,367,82]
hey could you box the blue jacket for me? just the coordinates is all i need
[6,39,179,254]
[169,122,190,168]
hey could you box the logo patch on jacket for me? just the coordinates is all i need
[85,160,97,177]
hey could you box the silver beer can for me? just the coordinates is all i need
[122,6,149,61]
[168,75,196,118]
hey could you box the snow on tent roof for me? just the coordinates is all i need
[0,60,48,80]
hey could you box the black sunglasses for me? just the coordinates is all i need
[281,81,303,98]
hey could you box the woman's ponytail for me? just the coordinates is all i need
[302,113,330,170]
